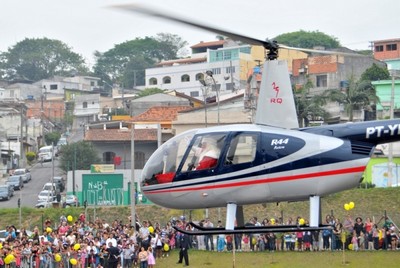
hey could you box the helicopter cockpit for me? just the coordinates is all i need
[141,129,259,186]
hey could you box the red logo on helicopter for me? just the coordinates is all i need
[271,82,283,104]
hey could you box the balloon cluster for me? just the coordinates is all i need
[344,201,355,211]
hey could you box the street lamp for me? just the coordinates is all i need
[199,79,208,127]
[205,70,220,125]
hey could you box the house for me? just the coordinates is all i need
[291,50,386,122]
[373,38,400,70]
[145,40,265,99]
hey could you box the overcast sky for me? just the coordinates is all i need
[2,0,399,68]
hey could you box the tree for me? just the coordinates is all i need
[360,63,390,82]
[93,34,187,89]
[44,132,61,146]
[0,38,88,81]
[323,75,379,122]
[294,79,329,127]
[136,87,165,98]
[274,30,340,49]
[59,141,101,172]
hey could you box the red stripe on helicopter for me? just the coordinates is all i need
[144,166,366,194]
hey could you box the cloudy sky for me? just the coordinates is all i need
[1,0,399,68]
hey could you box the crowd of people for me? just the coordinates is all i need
[0,212,399,268]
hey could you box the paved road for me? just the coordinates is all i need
[0,158,64,208]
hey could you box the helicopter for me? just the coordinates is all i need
[114,4,400,234]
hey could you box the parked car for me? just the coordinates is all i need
[35,200,55,208]
[63,195,79,207]
[0,185,12,201]
[13,168,31,183]
[42,182,61,195]
[6,175,24,190]
[37,190,55,202]
[52,177,65,192]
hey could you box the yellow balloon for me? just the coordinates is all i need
[70,258,77,265]
[73,243,80,251]
[341,232,346,244]
[148,226,154,234]
[349,202,355,209]
[348,244,353,250]
[46,227,52,233]
[55,253,62,262]
[299,218,305,225]
[67,215,73,222]
[251,237,257,245]
[163,243,170,252]
[270,218,275,225]
[0,243,2,250]
[344,204,350,210]
[4,254,14,265]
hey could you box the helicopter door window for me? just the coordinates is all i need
[181,135,224,173]
[225,133,258,165]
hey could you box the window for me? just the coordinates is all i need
[316,75,327,87]
[149,77,158,85]
[103,151,116,164]
[226,66,235,74]
[135,151,145,169]
[226,82,235,91]
[83,101,88,108]
[90,81,95,86]
[181,74,190,82]
[386,44,397,51]
[225,133,258,165]
[211,68,221,75]
[50,84,58,90]
[163,76,171,84]
[195,73,204,81]
[190,91,199,97]
[375,45,383,52]
[181,134,226,173]
[211,84,221,92]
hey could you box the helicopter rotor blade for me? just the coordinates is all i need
[112,4,365,58]
[111,4,276,50]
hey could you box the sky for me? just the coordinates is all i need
[1,0,399,69]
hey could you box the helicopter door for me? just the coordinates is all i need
[223,132,259,171]
[176,134,227,181]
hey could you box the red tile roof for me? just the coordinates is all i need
[191,40,225,48]
[130,106,192,122]
[84,128,157,142]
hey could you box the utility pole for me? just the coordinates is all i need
[130,123,136,228]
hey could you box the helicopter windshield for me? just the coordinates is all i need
[141,129,197,186]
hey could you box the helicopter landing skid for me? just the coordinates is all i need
[173,221,332,235]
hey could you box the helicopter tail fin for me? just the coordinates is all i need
[254,60,299,129]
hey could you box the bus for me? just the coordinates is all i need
[38,146,54,162]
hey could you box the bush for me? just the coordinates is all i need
[26,151,36,163]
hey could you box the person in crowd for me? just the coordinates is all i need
[177,228,190,267]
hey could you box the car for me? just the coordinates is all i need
[0,185,12,201]
[13,168,32,183]
[37,190,55,202]
[35,200,55,208]
[53,176,65,192]
[6,175,24,190]
[63,195,79,207]
[42,182,61,195]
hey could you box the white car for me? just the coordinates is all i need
[13,168,31,183]
[37,190,56,202]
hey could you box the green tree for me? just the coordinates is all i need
[294,79,329,127]
[136,87,165,98]
[93,34,187,88]
[1,38,88,81]
[274,30,340,49]
[59,141,100,172]
[324,75,379,121]
[360,63,390,81]
[44,132,61,146]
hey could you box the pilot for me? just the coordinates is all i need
[195,138,220,170]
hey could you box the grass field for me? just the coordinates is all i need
[144,249,400,268]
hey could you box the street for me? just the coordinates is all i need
[0,158,63,209]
